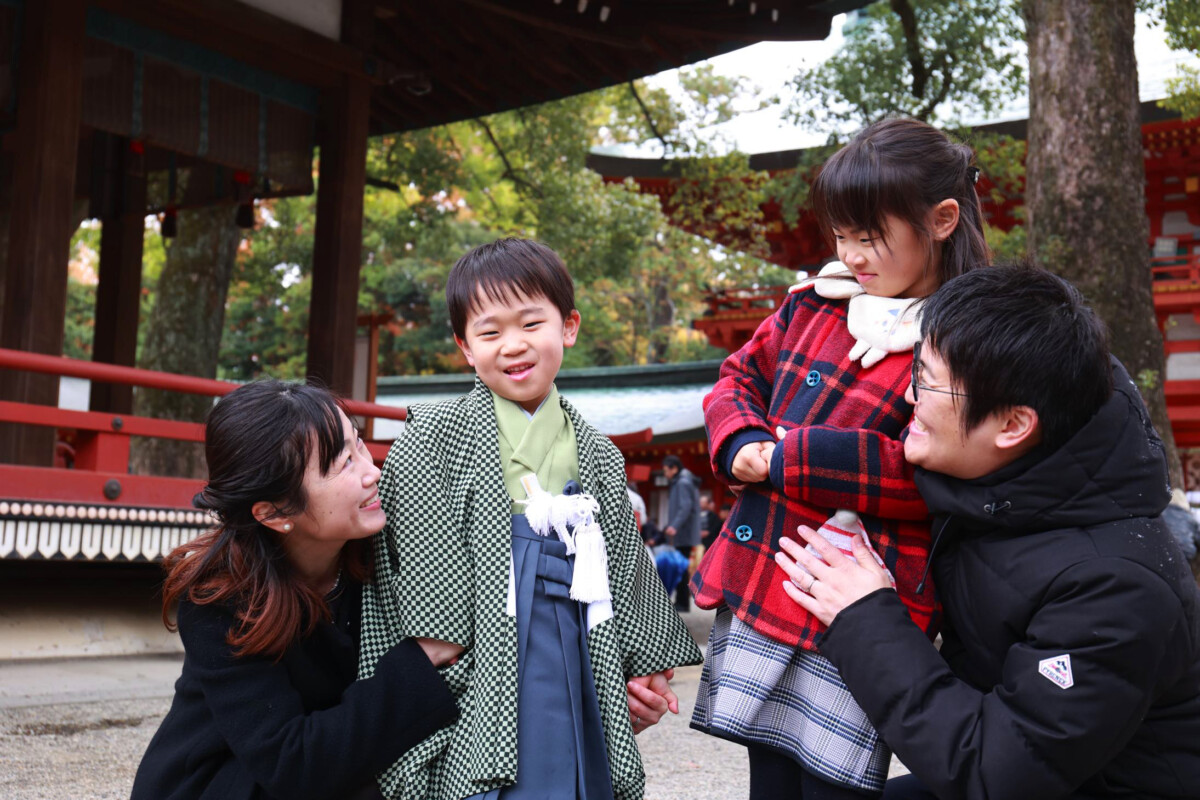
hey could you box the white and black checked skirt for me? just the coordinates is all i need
[691,606,890,793]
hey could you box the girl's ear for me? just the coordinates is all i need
[930,199,961,242]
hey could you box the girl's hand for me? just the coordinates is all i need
[775,526,893,626]
[731,441,773,483]
[414,637,466,668]
[627,668,677,734]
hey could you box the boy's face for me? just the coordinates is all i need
[455,288,580,414]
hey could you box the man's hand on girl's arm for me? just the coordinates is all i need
[775,526,894,626]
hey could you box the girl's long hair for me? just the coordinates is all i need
[160,380,372,660]
[810,117,990,289]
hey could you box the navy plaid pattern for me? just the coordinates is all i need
[692,607,891,793]
[693,289,939,648]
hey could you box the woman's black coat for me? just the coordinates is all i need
[131,579,458,800]
[819,360,1200,799]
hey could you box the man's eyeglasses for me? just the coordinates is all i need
[911,342,969,402]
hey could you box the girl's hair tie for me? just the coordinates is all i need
[967,165,981,185]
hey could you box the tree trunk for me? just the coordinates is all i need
[1023,0,1184,496]
[131,206,240,479]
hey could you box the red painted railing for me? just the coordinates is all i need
[0,348,409,507]
[701,286,790,317]
[1151,251,1200,288]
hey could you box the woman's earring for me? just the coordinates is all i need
[282,522,293,532]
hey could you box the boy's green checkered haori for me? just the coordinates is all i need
[359,380,702,800]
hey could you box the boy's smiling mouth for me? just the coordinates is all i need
[504,363,535,379]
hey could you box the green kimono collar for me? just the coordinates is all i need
[493,386,578,502]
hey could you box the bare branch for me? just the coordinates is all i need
[365,176,403,192]
[475,117,543,198]
[889,0,929,102]
[628,80,672,155]
[915,51,954,121]
[444,128,503,217]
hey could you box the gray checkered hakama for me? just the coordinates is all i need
[691,606,890,793]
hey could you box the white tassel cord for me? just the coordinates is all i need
[569,521,612,603]
[520,489,612,602]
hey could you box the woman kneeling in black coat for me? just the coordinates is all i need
[132,381,461,800]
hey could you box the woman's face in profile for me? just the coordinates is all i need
[286,409,385,546]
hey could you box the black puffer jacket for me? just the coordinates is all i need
[820,359,1200,799]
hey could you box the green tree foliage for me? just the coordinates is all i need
[770,1,1028,248]
[788,0,1025,129]
[220,68,780,379]
[1143,0,1200,118]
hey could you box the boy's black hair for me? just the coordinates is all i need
[446,238,576,339]
[920,264,1112,453]
[811,117,990,291]
[662,455,683,470]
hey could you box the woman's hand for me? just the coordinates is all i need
[775,525,893,626]
[626,668,677,734]
[414,637,465,668]
[731,441,773,483]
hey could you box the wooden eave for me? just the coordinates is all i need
[85,0,851,137]
[366,0,840,135]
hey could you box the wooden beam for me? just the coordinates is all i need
[457,11,578,98]
[91,135,147,415]
[305,0,372,395]
[0,0,87,466]
[378,13,492,109]
[458,0,832,43]
[92,0,371,89]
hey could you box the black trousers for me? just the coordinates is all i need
[674,545,694,608]
[881,774,939,800]
[748,745,880,800]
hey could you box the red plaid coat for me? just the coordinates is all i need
[692,288,940,649]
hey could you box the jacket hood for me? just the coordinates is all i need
[915,358,1171,533]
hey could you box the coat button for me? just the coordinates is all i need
[805,370,821,387]
[734,525,753,542]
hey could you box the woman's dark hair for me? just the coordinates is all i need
[161,380,371,659]
[446,237,576,339]
[920,264,1112,452]
[810,117,990,291]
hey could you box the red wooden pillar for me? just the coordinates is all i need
[91,136,147,415]
[305,0,372,394]
[0,0,86,465]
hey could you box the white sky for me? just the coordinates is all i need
[596,11,1200,157]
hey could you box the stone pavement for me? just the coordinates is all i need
[0,607,905,800]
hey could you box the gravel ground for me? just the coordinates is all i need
[0,666,744,800]
[0,609,905,799]
[0,696,168,800]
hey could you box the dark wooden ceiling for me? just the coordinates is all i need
[92,0,859,136]
[366,1,852,134]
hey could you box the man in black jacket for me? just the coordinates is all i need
[776,266,1200,799]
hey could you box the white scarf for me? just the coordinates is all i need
[789,261,922,368]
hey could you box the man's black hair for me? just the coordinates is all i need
[920,264,1112,453]
[446,238,576,339]
[662,455,683,471]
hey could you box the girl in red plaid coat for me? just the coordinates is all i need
[690,118,991,800]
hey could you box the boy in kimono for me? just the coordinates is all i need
[359,238,702,800]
